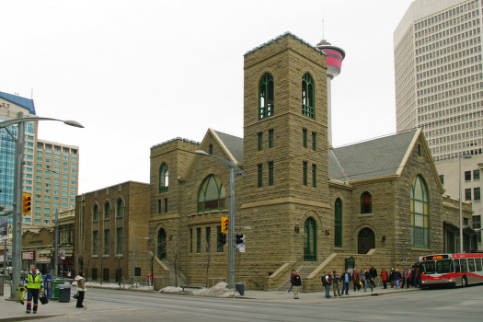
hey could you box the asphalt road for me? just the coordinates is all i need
[37,285,483,322]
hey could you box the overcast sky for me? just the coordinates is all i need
[1,0,414,193]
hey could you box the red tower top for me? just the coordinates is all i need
[316,39,345,79]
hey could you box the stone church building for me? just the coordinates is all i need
[76,33,474,291]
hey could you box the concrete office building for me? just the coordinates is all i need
[394,0,483,249]
[34,139,79,226]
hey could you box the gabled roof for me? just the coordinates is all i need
[0,91,36,115]
[244,32,324,57]
[211,130,243,163]
[329,129,419,182]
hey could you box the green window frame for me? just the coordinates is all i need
[104,201,111,220]
[312,131,317,151]
[302,73,315,118]
[116,198,124,218]
[159,163,169,193]
[116,227,123,254]
[257,163,263,187]
[334,198,342,247]
[196,227,201,253]
[411,175,430,248]
[304,217,317,261]
[268,129,274,148]
[303,161,308,185]
[216,226,224,252]
[197,175,226,211]
[157,228,167,259]
[257,132,263,151]
[205,227,211,253]
[259,73,274,119]
[303,128,307,148]
[312,164,317,187]
[268,161,274,186]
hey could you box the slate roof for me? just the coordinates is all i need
[211,128,419,184]
[329,129,419,182]
[0,91,36,115]
[213,130,243,162]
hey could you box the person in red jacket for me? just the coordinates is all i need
[381,268,388,289]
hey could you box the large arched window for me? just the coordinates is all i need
[334,198,343,247]
[92,203,99,222]
[304,217,317,261]
[259,73,274,119]
[116,198,125,218]
[157,228,167,260]
[411,175,429,248]
[360,191,372,214]
[197,175,226,211]
[301,73,315,119]
[159,163,169,192]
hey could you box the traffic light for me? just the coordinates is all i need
[236,233,244,244]
[218,232,226,245]
[22,192,32,214]
[221,216,229,233]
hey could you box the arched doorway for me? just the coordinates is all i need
[357,227,375,254]
[304,217,317,261]
[157,228,167,259]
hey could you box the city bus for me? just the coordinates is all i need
[419,253,483,288]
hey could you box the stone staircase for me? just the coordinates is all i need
[268,249,395,292]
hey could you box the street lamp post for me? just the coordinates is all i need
[195,150,242,289]
[0,113,83,299]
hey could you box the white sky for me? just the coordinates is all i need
[1,0,414,194]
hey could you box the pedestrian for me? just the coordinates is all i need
[341,269,351,295]
[332,270,341,297]
[25,264,43,314]
[369,266,378,287]
[321,272,332,298]
[352,269,360,292]
[360,269,367,292]
[73,272,86,308]
[290,269,302,299]
[381,268,388,289]
[392,268,402,288]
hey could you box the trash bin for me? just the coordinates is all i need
[52,278,64,300]
[0,275,5,296]
[235,282,245,296]
[57,283,71,303]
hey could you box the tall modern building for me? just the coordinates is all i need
[394,0,483,249]
[33,139,79,226]
[0,92,36,237]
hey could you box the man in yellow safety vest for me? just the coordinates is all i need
[25,264,43,314]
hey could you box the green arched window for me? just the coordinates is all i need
[259,73,274,119]
[304,217,317,261]
[411,175,429,248]
[159,163,169,192]
[334,198,342,247]
[301,73,315,118]
[198,175,226,211]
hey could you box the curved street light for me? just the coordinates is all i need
[0,113,84,299]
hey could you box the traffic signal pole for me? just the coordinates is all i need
[11,114,25,300]
[228,165,235,289]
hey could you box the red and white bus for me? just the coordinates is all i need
[419,253,483,288]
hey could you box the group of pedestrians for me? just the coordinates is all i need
[321,266,378,298]
[288,264,422,299]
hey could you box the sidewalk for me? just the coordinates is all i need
[0,282,418,321]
